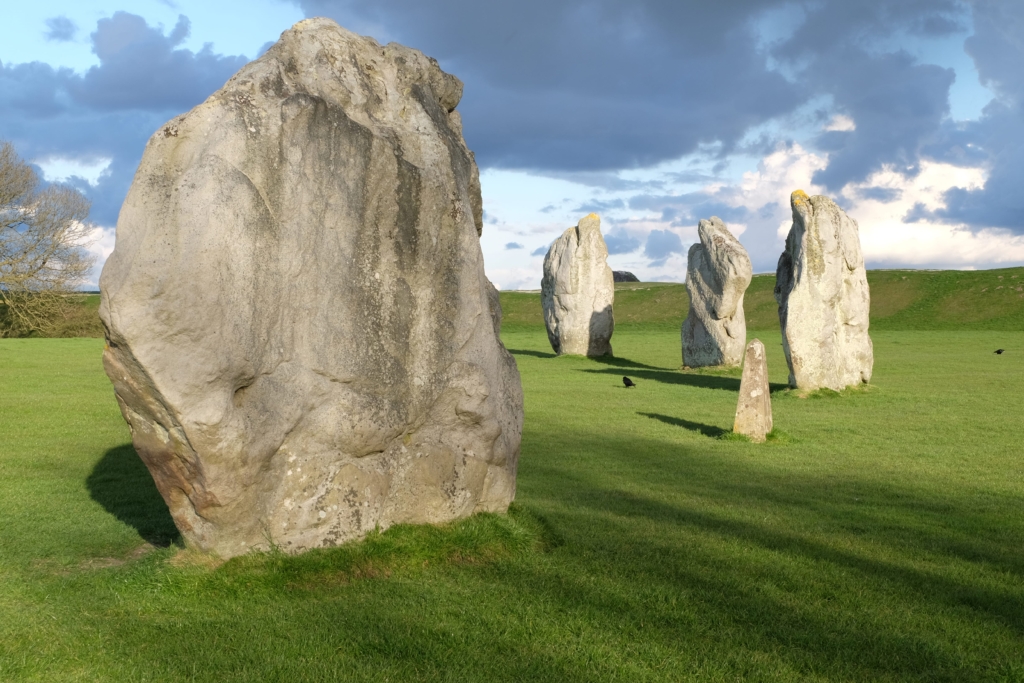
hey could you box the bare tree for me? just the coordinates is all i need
[0,140,95,337]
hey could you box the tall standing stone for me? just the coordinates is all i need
[775,190,872,390]
[98,19,523,558]
[733,339,772,442]
[682,217,753,367]
[541,213,615,356]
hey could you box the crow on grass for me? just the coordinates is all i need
[623,376,636,388]
[995,349,1005,354]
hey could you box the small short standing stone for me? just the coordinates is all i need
[733,339,772,442]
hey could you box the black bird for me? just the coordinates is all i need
[995,349,1005,354]
[623,376,636,388]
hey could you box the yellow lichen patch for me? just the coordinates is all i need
[586,213,600,220]
[791,189,810,206]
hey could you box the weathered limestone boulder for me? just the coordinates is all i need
[541,214,614,356]
[98,18,523,558]
[733,339,772,442]
[682,217,752,367]
[774,191,872,390]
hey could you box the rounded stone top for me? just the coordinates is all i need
[265,17,464,113]
[791,189,810,207]
[578,213,601,232]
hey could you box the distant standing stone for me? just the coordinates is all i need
[541,214,615,356]
[613,271,640,283]
[682,217,753,367]
[733,339,772,442]
[775,191,872,390]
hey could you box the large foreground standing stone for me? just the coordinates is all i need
[775,190,872,390]
[733,339,772,442]
[98,19,523,558]
[682,217,752,367]
[541,214,614,356]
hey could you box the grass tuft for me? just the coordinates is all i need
[213,506,549,592]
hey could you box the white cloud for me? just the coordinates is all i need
[841,161,1024,267]
[824,114,856,132]
[732,143,828,211]
[35,156,112,186]
[487,266,540,291]
[83,224,115,288]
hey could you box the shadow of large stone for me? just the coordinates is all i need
[86,444,181,547]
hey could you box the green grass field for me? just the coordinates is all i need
[1,272,1023,681]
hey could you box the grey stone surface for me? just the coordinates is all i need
[98,18,523,558]
[733,339,772,442]
[541,214,615,356]
[681,217,752,367]
[613,271,639,283]
[775,190,873,390]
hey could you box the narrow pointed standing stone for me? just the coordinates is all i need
[733,339,772,442]
[541,213,615,356]
[775,191,872,390]
[682,217,752,367]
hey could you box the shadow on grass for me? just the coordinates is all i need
[639,412,728,438]
[98,430,1024,682]
[586,354,667,371]
[86,444,180,547]
[507,349,670,371]
[506,348,557,359]
[583,366,789,393]
[69,427,1024,682]
[515,435,1024,671]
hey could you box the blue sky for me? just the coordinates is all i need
[3,1,1023,289]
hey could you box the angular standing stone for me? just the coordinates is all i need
[541,213,615,356]
[775,191,873,390]
[733,339,772,442]
[682,217,753,367]
[98,19,523,558]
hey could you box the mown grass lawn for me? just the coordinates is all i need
[1,323,1023,681]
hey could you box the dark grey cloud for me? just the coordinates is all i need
[807,50,954,191]
[531,245,549,256]
[286,0,1008,244]
[643,229,684,265]
[923,1,1024,233]
[768,1,964,191]
[71,13,248,111]
[292,0,803,172]
[0,13,250,226]
[857,186,903,202]
[45,16,77,42]
[504,242,524,250]
[629,192,750,226]
[537,171,665,192]
[626,187,784,271]
[604,229,641,255]
[663,170,719,185]
[4,0,1020,252]
[574,198,624,214]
